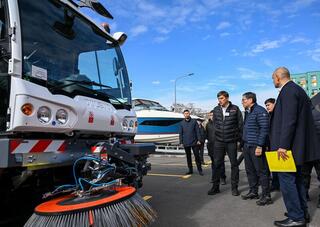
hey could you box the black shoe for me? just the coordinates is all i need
[232,188,240,196]
[284,212,310,223]
[256,196,273,206]
[208,187,220,195]
[199,171,204,176]
[274,218,306,227]
[241,191,259,200]
[220,178,226,185]
[185,171,193,175]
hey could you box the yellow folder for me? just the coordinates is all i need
[265,150,297,172]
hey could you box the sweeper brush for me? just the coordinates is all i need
[24,155,156,227]
[24,186,156,227]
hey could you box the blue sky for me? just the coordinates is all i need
[91,0,320,110]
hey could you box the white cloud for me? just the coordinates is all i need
[217,75,237,80]
[202,35,211,40]
[130,25,148,37]
[262,59,273,67]
[307,48,320,62]
[285,0,317,13]
[245,37,288,56]
[290,37,311,44]
[220,32,230,37]
[252,83,267,87]
[230,49,239,56]
[237,67,269,80]
[152,81,161,85]
[252,40,281,53]
[216,21,231,30]
[153,36,169,43]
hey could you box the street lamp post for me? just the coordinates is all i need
[174,73,194,112]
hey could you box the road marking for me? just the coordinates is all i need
[182,174,192,179]
[151,160,212,167]
[143,195,152,201]
[147,173,191,179]
[152,163,186,166]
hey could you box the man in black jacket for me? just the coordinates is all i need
[197,119,206,165]
[265,98,280,192]
[208,91,243,196]
[241,92,271,206]
[206,110,226,184]
[270,67,320,227]
[179,110,203,175]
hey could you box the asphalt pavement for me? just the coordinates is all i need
[139,154,320,227]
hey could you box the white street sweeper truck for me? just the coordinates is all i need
[0,0,156,226]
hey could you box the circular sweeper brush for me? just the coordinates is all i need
[24,186,156,227]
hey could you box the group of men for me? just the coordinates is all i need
[179,67,320,227]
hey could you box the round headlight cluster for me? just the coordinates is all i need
[122,119,128,131]
[56,109,68,125]
[35,106,68,125]
[37,106,51,124]
[122,119,135,131]
[129,120,134,129]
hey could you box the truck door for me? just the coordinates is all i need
[0,0,10,132]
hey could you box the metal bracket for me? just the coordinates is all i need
[8,22,16,41]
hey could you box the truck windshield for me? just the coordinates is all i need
[18,0,131,106]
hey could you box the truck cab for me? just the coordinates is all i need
[0,0,154,205]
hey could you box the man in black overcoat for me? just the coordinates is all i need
[270,67,320,227]
[179,110,203,175]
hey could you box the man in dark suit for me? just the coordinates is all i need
[179,109,203,176]
[270,67,320,227]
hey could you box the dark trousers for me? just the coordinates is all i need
[207,142,226,181]
[278,167,307,221]
[212,141,239,189]
[243,144,270,196]
[271,172,280,189]
[302,160,320,191]
[184,145,202,172]
[237,151,244,165]
[199,143,205,163]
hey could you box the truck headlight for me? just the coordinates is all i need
[37,106,51,124]
[129,120,134,130]
[56,109,68,125]
[122,119,128,131]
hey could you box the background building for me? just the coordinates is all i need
[291,71,320,97]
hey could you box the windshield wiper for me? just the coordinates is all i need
[50,79,111,91]
[64,79,112,89]
[50,79,130,109]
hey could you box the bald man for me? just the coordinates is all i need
[270,67,320,227]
